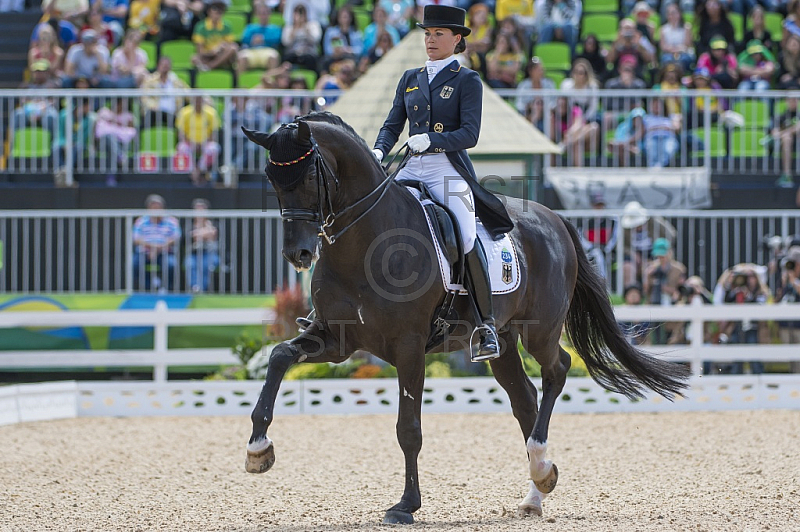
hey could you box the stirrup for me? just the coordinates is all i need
[296,309,316,332]
[470,324,500,362]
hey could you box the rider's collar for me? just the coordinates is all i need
[425,56,455,81]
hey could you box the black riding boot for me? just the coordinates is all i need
[464,240,500,362]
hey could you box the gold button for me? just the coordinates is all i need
[426,121,429,126]
[414,105,418,111]
[414,122,419,127]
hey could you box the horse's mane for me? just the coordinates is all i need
[298,111,374,156]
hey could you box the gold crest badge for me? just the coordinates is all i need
[433,123,444,133]
[440,86,454,99]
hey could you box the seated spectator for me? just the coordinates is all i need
[176,95,222,186]
[322,6,364,70]
[316,58,356,106]
[535,0,582,53]
[607,107,645,166]
[697,0,736,56]
[465,3,492,56]
[95,97,137,185]
[283,0,331,29]
[159,0,204,43]
[577,33,608,82]
[282,4,323,72]
[128,0,161,37]
[671,276,714,347]
[62,29,112,88]
[92,0,129,43]
[379,0,415,38]
[660,1,695,72]
[364,6,401,53]
[110,29,149,87]
[237,0,282,74]
[31,18,79,50]
[495,16,529,57]
[785,0,800,47]
[606,18,655,80]
[736,39,776,91]
[185,198,219,293]
[231,95,272,168]
[603,55,647,131]
[496,0,535,43]
[697,35,739,88]
[485,33,524,88]
[515,56,555,126]
[81,6,118,48]
[631,99,682,168]
[558,59,600,166]
[767,95,800,187]
[631,1,656,43]
[778,33,800,88]
[132,194,182,292]
[685,67,724,128]
[359,29,395,72]
[13,60,61,143]
[55,97,95,172]
[743,5,774,53]
[141,57,191,126]
[192,1,239,71]
[29,24,65,76]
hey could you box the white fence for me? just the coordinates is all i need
[3,208,800,296]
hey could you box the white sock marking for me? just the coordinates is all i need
[526,437,552,481]
[247,436,273,454]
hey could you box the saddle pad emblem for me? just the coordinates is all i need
[501,247,513,284]
[440,86,454,99]
[501,248,512,263]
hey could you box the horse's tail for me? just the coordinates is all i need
[560,215,690,400]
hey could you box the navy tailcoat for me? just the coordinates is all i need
[374,59,514,240]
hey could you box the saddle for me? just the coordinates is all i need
[397,179,465,286]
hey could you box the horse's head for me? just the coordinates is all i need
[243,120,329,271]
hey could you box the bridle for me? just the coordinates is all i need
[270,132,411,245]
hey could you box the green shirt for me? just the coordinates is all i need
[192,18,234,54]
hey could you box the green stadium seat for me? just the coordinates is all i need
[291,68,317,89]
[140,40,158,71]
[224,12,248,41]
[238,70,263,88]
[693,128,726,158]
[353,8,371,32]
[581,14,619,43]
[763,12,784,40]
[196,69,234,89]
[269,12,284,26]
[12,128,51,158]
[160,40,195,70]
[546,70,566,87]
[140,127,177,157]
[731,129,766,157]
[228,0,250,14]
[733,100,770,128]
[174,69,192,87]
[534,42,571,72]
[583,0,617,13]
[728,12,744,43]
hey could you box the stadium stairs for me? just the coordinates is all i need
[0,8,42,89]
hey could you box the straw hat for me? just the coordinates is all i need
[620,201,649,229]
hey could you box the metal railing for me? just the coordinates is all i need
[2,88,799,182]
[1,208,799,295]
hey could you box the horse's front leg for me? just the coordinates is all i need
[383,342,426,525]
[245,327,344,474]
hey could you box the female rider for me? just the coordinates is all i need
[372,5,513,361]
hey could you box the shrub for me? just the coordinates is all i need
[270,284,310,341]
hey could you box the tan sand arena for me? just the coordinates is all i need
[1,410,798,531]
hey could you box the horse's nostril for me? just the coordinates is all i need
[298,250,313,263]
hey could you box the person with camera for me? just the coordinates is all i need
[777,247,800,372]
[643,238,686,344]
[606,18,655,81]
[715,264,769,374]
[673,276,714,349]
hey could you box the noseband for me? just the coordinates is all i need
[269,129,410,245]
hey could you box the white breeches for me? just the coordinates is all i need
[395,153,477,252]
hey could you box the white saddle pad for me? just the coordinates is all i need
[407,187,521,295]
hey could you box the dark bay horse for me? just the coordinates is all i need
[242,112,689,524]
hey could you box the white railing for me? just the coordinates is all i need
[4,88,798,181]
[1,302,799,382]
[0,301,274,381]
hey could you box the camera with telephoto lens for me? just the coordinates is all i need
[678,283,696,298]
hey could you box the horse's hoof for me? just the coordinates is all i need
[382,510,414,525]
[533,463,558,494]
[517,501,543,517]
[245,440,275,474]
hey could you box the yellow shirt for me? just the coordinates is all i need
[192,18,235,54]
[176,104,220,144]
[129,0,161,34]
[495,0,534,21]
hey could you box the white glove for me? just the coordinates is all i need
[407,133,431,154]
[372,148,383,162]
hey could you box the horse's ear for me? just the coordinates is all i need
[296,120,312,145]
[241,127,273,149]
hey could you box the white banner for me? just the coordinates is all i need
[546,167,712,210]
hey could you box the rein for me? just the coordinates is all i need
[277,140,411,245]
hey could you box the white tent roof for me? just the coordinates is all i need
[327,30,561,155]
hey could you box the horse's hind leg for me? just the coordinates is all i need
[489,329,547,517]
[246,326,346,474]
[523,343,571,497]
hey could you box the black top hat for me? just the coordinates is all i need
[416,5,471,36]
